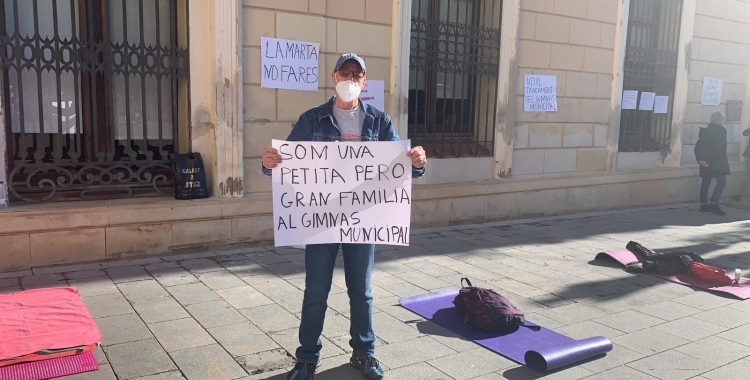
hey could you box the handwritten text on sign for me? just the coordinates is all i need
[524,75,558,112]
[271,140,413,247]
[261,37,320,92]
[701,77,723,106]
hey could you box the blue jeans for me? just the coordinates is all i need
[295,243,376,363]
[700,175,726,204]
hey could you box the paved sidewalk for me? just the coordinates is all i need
[2,203,750,380]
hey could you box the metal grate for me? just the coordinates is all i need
[0,0,189,203]
[618,0,683,153]
[408,0,502,158]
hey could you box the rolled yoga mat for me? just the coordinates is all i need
[597,250,750,300]
[399,289,612,372]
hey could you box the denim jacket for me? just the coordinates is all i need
[261,97,426,178]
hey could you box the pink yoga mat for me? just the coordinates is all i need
[597,250,750,300]
[0,352,99,380]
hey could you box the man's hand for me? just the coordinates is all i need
[699,160,710,167]
[408,146,427,169]
[262,146,282,169]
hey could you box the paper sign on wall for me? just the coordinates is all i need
[639,92,656,111]
[654,96,669,114]
[361,80,385,111]
[271,140,413,247]
[701,77,723,106]
[524,75,558,112]
[261,37,320,91]
[622,90,638,110]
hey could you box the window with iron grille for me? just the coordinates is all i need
[618,0,683,153]
[408,0,501,158]
[1,0,189,203]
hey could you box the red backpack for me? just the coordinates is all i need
[453,278,540,332]
[689,262,737,286]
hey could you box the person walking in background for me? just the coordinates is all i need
[733,126,750,202]
[694,111,730,215]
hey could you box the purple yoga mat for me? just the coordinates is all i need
[399,289,612,372]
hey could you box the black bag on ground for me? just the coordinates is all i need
[453,278,541,333]
[173,153,209,200]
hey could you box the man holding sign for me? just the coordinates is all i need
[261,53,427,380]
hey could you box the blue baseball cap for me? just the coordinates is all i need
[333,53,366,74]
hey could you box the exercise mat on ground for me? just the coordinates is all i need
[0,352,98,380]
[0,287,102,368]
[597,250,750,300]
[399,289,612,372]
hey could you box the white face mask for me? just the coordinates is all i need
[335,80,362,103]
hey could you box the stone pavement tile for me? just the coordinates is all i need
[717,324,750,347]
[167,282,220,305]
[197,270,246,290]
[528,293,578,308]
[674,336,750,365]
[132,371,186,380]
[486,278,549,298]
[451,263,503,281]
[105,339,177,380]
[382,362,452,380]
[692,307,750,329]
[580,366,659,380]
[556,321,627,340]
[413,320,479,352]
[534,303,608,326]
[215,286,275,309]
[324,292,352,317]
[93,345,109,365]
[97,314,153,346]
[68,277,120,297]
[580,344,645,374]
[0,277,19,288]
[393,271,453,291]
[187,300,248,328]
[626,350,715,380]
[612,329,690,355]
[149,318,216,352]
[0,270,32,279]
[82,292,135,318]
[131,296,191,324]
[428,348,515,380]
[118,279,170,301]
[208,322,280,357]
[593,310,665,333]
[64,364,117,380]
[106,266,151,284]
[145,262,182,271]
[321,310,351,339]
[246,251,289,266]
[377,300,426,323]
[245,368,287,380]
[180,258,224,273]
[524,312,566,329]
[728,299,750,314]
[467,372,504,380]
[374,260,417,275]
[376,336,456,369]
[101,257,163,268]
[149,267,199,287]
[672,292,737,311]
[404,260,458,277]
[65,269,107,280]
[240,349,295,377]
[21,274,68,289]
[172,344,248,380]
[263,262,305,279]
[379,281,426,298]
[638,301,702,321]
[241,304,300,333]
[34,263,101,275]
[652,317,727,341]
[701,358,750,380]
[498,364,594,380]
[310,354,363,380]
[270,328,343,360]
[373,311,422,343]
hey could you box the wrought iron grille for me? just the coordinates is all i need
[408,0,501,158]
[619,0,683,153]
[1,0,189,203]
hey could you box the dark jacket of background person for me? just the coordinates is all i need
[695,123,730,178]
[743,127,750,158]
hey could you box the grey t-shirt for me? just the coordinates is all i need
[333,105,365,141]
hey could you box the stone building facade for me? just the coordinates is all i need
[0,0,749,270]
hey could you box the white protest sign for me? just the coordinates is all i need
[701,77,723,106]
[261,37,320,91]
[622,90,638,110]
[639,92,656,111]
[524,75,558,112]
[271,140,413,247]
[361,80,385,111]
[654,96,669,114]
